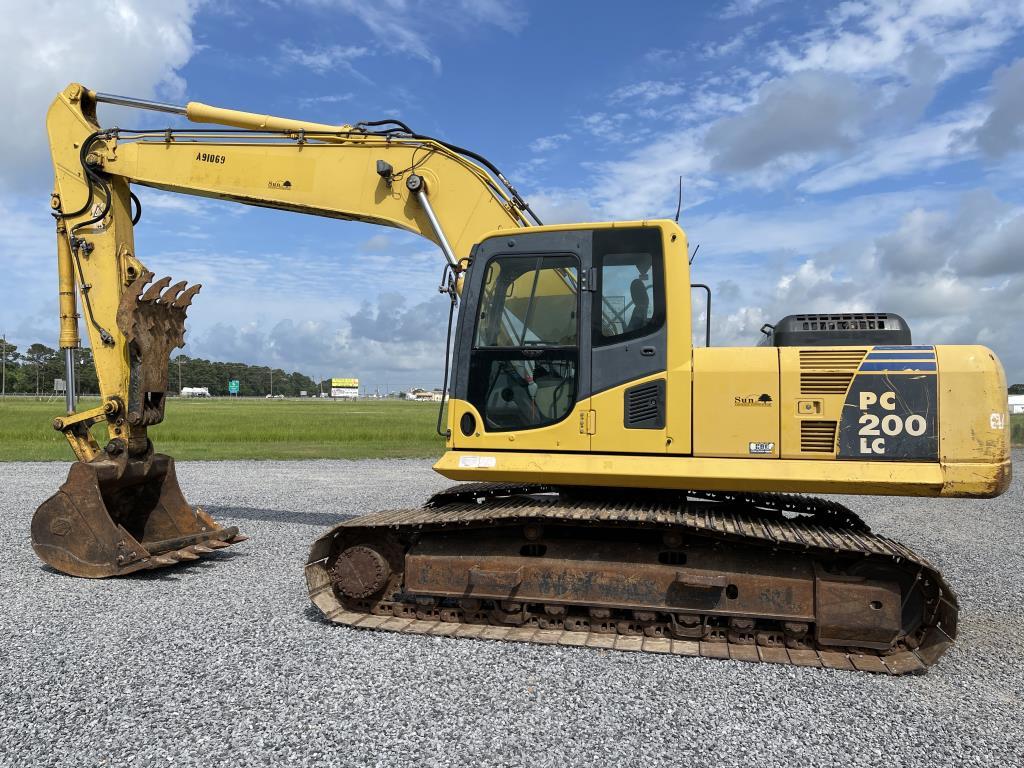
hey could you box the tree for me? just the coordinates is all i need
[1010,384,1024,395]
[0,339,17,396]
[25,343,56,396]
[75,348,98,395]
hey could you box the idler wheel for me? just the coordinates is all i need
[331,544,390,598]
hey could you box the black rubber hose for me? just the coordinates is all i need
[436,266,459,438]
[130,191,142,224]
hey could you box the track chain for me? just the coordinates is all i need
[307,485,957,675]
[427,481,871,533]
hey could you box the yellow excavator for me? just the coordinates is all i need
[35,83,1011,674]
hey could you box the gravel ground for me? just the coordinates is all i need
[2,453,1023,768]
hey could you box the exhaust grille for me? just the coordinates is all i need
[801,420,838,453]
[624,380,665,429]
[799,349,866,395]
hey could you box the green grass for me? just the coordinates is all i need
[3,397,1021,461]
[0,397,445,461]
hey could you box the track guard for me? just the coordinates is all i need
[31,452,244,578]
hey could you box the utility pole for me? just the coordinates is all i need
[1,333,6,399]
[269,368,273,396]
[177,355,182,393]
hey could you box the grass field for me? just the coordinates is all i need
[1,397,1021,461]
[0,397,444,461]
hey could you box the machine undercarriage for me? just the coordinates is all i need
[307,483,957,674]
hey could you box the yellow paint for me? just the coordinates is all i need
[435,450,1009,498]
[448,397,591,453]
[590,373,667,454]
[693,347,780,458]
[936,345,1010,468]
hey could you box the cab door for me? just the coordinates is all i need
[448,229,592,453]
[588,226,669,455]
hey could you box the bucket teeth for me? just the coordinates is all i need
[150,555,177,567]
[205,539,231,550]
[140,275,173,302]
[161,280,189,304]
[191,544,215,554]
[172,284,202,309]
[175,549,201,561]
[127,270,156,301]
[228,534,249,543]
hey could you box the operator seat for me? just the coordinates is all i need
[625,278,649,333]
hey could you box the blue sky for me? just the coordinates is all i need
[3,0,1024,391]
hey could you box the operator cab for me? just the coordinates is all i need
[453,225,667,437]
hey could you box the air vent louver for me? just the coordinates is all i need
[624,380,665,429]
[801,420,838,453]
[798,349,866,395]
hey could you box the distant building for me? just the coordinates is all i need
[404,388,446,402]
[1010,394,1024,415]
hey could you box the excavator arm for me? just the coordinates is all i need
[34,83,532,576]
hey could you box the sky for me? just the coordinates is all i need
[2,0,1024,392]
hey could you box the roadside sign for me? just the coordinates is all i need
[331,377,359,399]
[228,379,240,395]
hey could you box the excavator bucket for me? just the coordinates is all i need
[31,451,246,578]
[31,270,245,578]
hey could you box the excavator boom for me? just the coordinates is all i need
[35,84,527,577]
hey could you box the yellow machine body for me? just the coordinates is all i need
[438,221,1010,499]
[37,84,1010,582]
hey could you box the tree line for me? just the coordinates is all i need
[4,338,1024,399]
[0,340,320,397]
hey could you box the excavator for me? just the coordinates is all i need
[34,83,1011,675]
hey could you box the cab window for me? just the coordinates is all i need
[468,254,578,431]
[593,228,665,345]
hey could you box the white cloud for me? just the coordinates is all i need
[578,112,637,143]
[699,187,1024,382]
[297,0,527,74]
[189,292,454,388]
[703,26,760,58]
[721,0,779,19]
[799,105,986,192]
[590,129,713,219]
[527,187,601,225]
[279,42,369,77]
[970,57,1024,158]
[705,70,868,172]
[298,93,355,107]
[770,0,1024,79]
[610,81,684,103]
[530,133,570,153]
[0,0,200,196]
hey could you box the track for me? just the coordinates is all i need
[306,483,957,675]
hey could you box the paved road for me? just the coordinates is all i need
[2,454,1021,767]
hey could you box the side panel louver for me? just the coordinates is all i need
[798,349,866,395]
[624,380,665,429]
[801,420,838,452]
